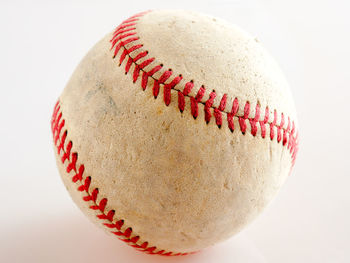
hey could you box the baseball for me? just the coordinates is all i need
[51,10,298,255]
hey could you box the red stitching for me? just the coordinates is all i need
[204,91,216,124]
[52,10,299,257]
[51,101,191,256]
[153,70,172,98]
[191,86,205,119]
[109,11,299,165]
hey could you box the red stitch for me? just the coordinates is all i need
[104,223,117,228]
[121,18,140,24]
[54,119,65,145]
[97,209,115,221]
[57,130,67,154]
[53,112,62,140]
[153,81,160,98]
[78,176,91,192]
[67,152,77,173]
[138,58,155,71]
[190,99,198,118]
[195,86,205,101]
[243,102,250,118]
[115,219,124,230]
[270,110,277,140]
[51,102,60,131]
[146,246,157,253]
[164,75,182,106]
[249,104,260,137]
[284,117,291,147]
[158,70,173,84]
[122,236,140,244]
[130,236,140,243]
[249,120,257,136]
[232,98,239,116]
[61,141,72,163]
[84,188,98,202]
[112,27,137,41]
[112,23,137,35]
[119,44,142,65]
[291,121,295,135]
[253,104,261,122]
[183,81,194,96]
[113,25,136,35]
[263,107,269,123]
[98,198,108,211]
[141,72,149,90]
[131,53,150,82]
[227,98,239,132]
[125,57,133,73]
[191,86,205,119]
[111,32,136,47]
[178,81,194,112]
[260,106,269,138]
[153,70,172,98]
[113,227,132,237]
[215,113,225,128]
[124,228,133,238]
[133,51,148,63]
[205,91,216,124]
[260,121,266,138]
[218,94,227,111]
[238,102,250,134]
[141,64,163,91]
[277,113,285,143]
[133,65,141,83]
[55,119,65,143]
[178,91,185,112]
[113,37,139,57]
[72,164,84,182]
[288,129,293,149]
[140,242,148,249]
[148,64,163,76]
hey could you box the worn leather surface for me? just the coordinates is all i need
[54,10,297,253]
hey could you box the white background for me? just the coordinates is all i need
[0,0,349,262]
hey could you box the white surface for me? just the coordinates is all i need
[0,0,349,262]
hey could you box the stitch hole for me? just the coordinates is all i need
[179,74,182,77]
[168,68,172,71]
[190,79,194,83]
[160,63,163,67]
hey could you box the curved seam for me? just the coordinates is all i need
[51,101,192,256]
[110,11,299,164]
